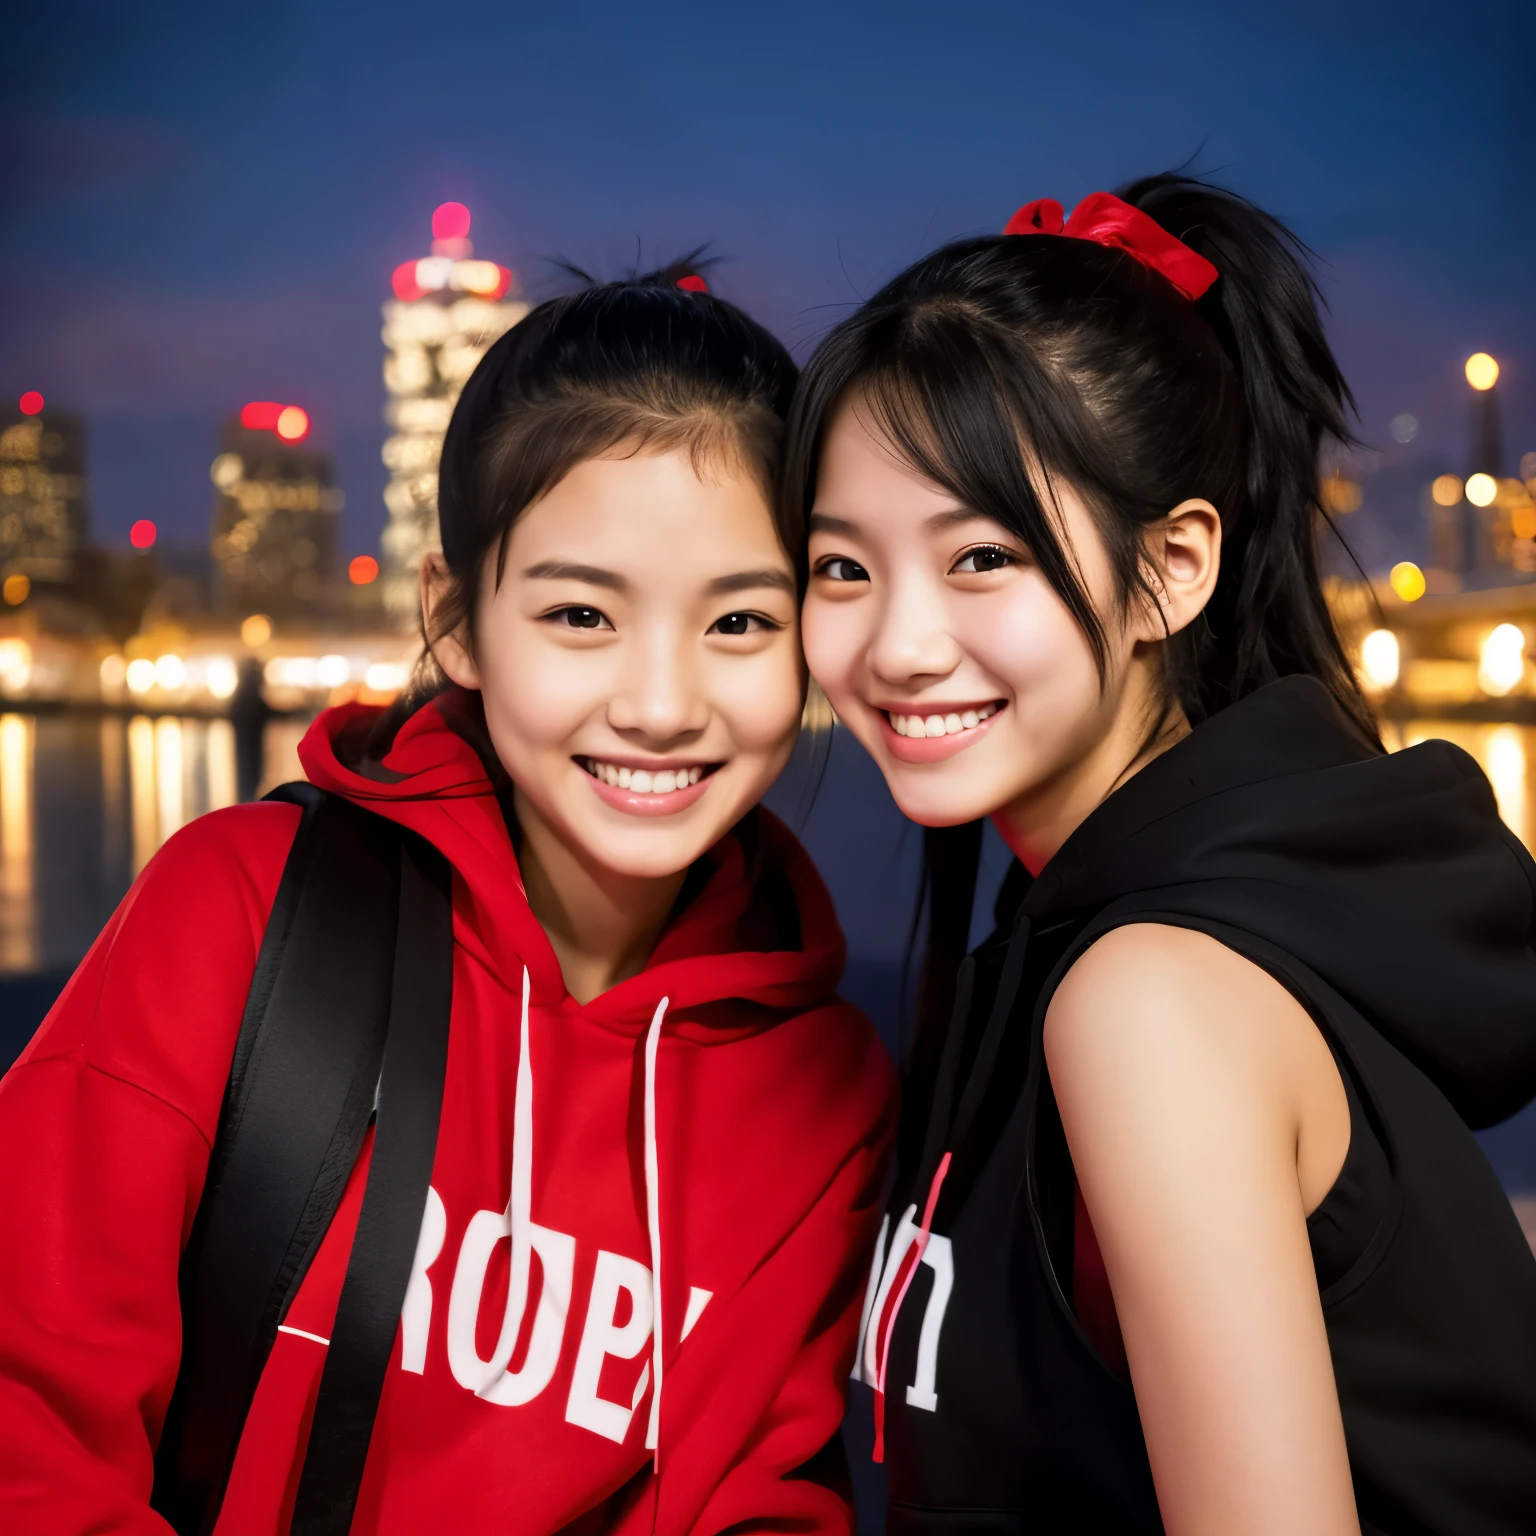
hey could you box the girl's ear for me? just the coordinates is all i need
[420,553,482,690]
[1134,498,1222,643]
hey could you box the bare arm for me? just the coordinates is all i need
[1044,923,1357,1536]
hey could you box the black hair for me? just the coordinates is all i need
[372,258,799,759]
[783,171,1377,1108]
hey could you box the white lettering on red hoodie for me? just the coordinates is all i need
[0,695,897,1535]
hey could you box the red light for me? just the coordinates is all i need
[676,275,708,294]
[130,520,157,550]
[241,401,308,440]
[275,406,309,442]
[241,401,283,431]
[348,555,380,586]
[392,260,425,301]
[432,202,471,242]
[18,391,44,415]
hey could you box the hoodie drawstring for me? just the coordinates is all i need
[482,971,670,1472]
[642,996,669,1467]
[481,967,536,1391]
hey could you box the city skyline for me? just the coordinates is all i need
[4,0,1534,573]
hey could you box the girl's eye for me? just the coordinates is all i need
[709,612,777,636]
[814,556,870,583]
[550,606,612,630]
[950,545,1017,575]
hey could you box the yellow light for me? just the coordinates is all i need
[364,661,407,694]
[1479,623,1526,697]
[0,638,32,693]
[1360,628,1400,690]
[210,452,243,490]
[1466,472,1498,507]
[1431,473,1464,506]
[1465,353,1500,391]
[125,657,156,694]
[1485,726,1527,842]
[240,613,273,647]
[1,574,28,606]
[205,655,238,700]
[275,406,309,442]
[317,653,350,689]
[1513,505,1536,541]
[154,653,186,690]
[1320,476,1362,515]
[99,654,126,692]
[1388,561,1426,602]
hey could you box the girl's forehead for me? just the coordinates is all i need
[503,448,792,583]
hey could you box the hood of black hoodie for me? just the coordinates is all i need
[1010,675,1536,1128]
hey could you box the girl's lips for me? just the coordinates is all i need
[877,703,1007,763]
[580,763,715,817]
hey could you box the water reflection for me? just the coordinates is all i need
[0,713,307,971]
[3,714,1536,975]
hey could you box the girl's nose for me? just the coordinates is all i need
[867,578,964,686]
[606,634,710,744]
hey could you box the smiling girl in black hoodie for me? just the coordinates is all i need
[790,177,1536,1534]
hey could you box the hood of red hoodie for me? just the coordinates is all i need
[298,691,849,1038]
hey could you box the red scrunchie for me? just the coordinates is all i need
[1003,192,1218,301]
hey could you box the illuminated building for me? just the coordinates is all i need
[380,202,527,623]
[0,393,88,585]
[209,403,343,617]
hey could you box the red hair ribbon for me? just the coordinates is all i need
[1003,192,1218,301]
[676,274,708,293]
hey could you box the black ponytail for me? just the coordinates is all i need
[1119,173,1369,735]
[784,170,1376,1070]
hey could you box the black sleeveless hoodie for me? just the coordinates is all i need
[858,676,1536,1536]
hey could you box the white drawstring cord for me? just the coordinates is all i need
[643,996,669,1464]
[481,966,535,1391]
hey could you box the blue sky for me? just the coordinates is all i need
[5,0,1533,571]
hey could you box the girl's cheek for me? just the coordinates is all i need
[801,602,863,701]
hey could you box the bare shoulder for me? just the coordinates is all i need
[1046,922,1312,1076]
[1045,923,1349,1216]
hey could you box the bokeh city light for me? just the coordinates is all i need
[18,391,44,416]
[432,201,472,242]
[349,555,379,585]
[129,519,157,550]
[1389,561,1426,602]
[1465,352,1500,391]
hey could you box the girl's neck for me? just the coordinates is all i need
[995,687,1190,877]
[511,787,687,1005]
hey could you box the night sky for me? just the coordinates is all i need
[5,0,1534,575]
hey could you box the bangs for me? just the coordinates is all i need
[835,306,1114,675]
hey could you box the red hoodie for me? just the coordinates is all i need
[0,697,896,1536]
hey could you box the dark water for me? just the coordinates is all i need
[1,709,1533,1196]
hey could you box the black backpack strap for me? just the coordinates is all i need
[151,784,417,1534]
[289,828,453,1533]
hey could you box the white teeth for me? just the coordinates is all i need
[890,703,1000,739]
[586,759,707,794]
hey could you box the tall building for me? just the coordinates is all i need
[0,393,87,584]
[209,402,343,617]
[380,203,527,623]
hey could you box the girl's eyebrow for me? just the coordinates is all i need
[522,560,627,590]
[808,512,859,536]
[707,569,794,596]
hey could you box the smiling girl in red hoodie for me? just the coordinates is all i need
[0,268,896,1536]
